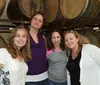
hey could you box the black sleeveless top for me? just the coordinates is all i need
[66,49,81,85]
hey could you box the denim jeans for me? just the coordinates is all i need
[25,79,48,85]
[48,79,67,85]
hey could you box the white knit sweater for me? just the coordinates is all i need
[80,44,100,85]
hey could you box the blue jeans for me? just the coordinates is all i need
[48,79,67,85]
[25,79,48,85]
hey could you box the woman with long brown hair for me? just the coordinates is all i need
[46,29,67,85]
[25,11,48,85]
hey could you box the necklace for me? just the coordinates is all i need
[72,47,81,59]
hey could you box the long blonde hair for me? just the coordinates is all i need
[7,25,31,61]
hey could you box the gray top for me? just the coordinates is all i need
[48,50,67,82]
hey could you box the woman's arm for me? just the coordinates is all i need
[89,44,100,64]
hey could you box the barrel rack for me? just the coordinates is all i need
[44,15,100,31]
[0,19,30,32]
[0,16,100,33]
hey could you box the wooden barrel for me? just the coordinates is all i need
[0,0,6,17]
[82,30,100,47]
[60,0,100,20]
[86,35,100,47]
[80,35,90,44]
[86,32,100,47]
[0,35,7,47]
[45,0,65,23]
[7,0,45,21]
[93,31,100,44]
[0,32,10,43]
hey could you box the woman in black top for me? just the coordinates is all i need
[64,30,83,85]
[67,50,81,85]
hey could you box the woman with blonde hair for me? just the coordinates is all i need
[64,30,100,85]
[0,25,31,85]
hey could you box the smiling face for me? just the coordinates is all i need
[51,32,61,48]
[13,29,28,50]
[64,33,79,50]
[31,14,43,30]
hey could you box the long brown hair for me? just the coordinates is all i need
[47,28,64,50]
[7,25,31,61]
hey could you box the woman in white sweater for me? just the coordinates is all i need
[64,30,100,85]
[0,26,31,85]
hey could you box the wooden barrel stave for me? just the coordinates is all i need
[0,0,6,17]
